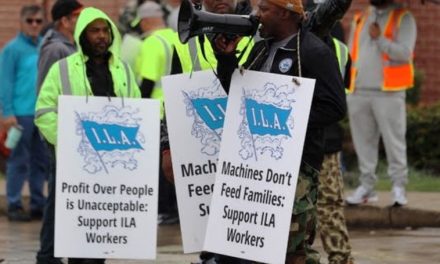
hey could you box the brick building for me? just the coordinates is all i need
[0,0,439,103]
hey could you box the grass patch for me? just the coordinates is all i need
[344,160,440,192]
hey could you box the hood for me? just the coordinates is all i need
[73,7,121,59]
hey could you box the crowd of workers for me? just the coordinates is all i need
[0,0,417,263]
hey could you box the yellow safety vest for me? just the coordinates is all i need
[174,35,254,73]
[135,28,178,118]
[332,37,349,80]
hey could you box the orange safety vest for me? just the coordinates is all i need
[349,8,414,93]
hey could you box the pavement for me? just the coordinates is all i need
[1,218,440,263]
[0,178,440,263]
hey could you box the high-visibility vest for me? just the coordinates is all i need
[332,37,349,80]
[35,55,140,145]
[349,7,414,93]
[174,35,253,73]
[135,28,177,118]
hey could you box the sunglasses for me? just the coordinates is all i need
[25,18,43,25]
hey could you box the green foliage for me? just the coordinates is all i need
[406,103,440,173]
[406,69,424,106]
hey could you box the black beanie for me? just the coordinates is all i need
[51,0,83,21]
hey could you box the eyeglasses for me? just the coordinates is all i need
[25,18,43,25]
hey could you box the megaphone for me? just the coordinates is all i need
[178,0,259,44]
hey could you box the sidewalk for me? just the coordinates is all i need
[0,178,439,228]
[1,218,439,264]
[344,191,440,228]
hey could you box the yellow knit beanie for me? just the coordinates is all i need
[266,0,305,17]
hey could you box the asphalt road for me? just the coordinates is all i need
[0,217,439,264]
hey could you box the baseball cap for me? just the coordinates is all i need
[51,0,84,21]
[131,1,164,27]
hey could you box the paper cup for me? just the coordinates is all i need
[5,125,23,149]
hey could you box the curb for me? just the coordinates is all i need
[344,205,440,228]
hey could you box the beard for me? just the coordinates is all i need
[80,33,111,58]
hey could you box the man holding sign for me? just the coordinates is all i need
[213,0,346,262]
[35,7,140,264]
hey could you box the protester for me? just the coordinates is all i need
[168,0,254,75]
[119,0,145,71]
[35,7,141,264]
[301,1,356,263]
[316,41,355,264]
[345,0,417,206]
[162,0,254,189]
[313,23,355,264]
[161,0,254,260]
[133,0,180,225]
[117,0,146,35]
[161,0,255,229]
[0,4,47,222]
[37,0,83,91]
[134,1,177,104]
[213,0,346,262]
[35,1,83,263]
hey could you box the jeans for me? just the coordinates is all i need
[37,142,57,262]
[6,115,47,211]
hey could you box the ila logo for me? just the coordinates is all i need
[238,83,296,161]
[190,97,227,131]
[183,80,227,156]
[82,121,143,151]
[76,105,145,174]
[245,98,291,137]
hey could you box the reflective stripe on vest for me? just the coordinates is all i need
[348,11,367,93]
[153,34,172,92]
[332,38,349,80]
[349,8,414,93]
[175,37,206,73]
[36,58,72,119]
[35,107,57,118]
[382,8,414,91]
[188,37,202,71]
[122,60,131,96]
[59,58,72,95]
[37,57,75,118]
[177,36,252,74]
[58,58,132,97]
